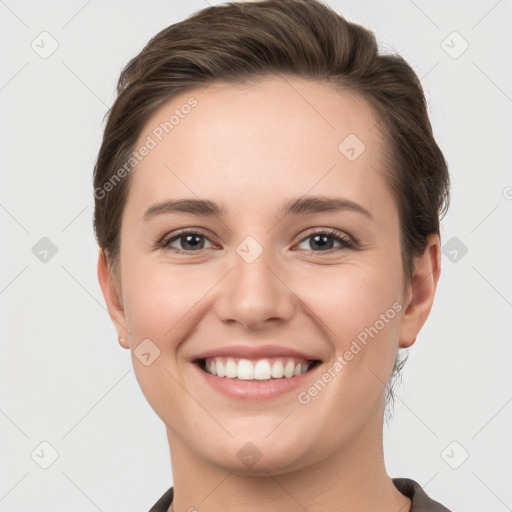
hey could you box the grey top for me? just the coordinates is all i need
[148,477,452,511]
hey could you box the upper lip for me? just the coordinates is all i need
[192,344,322,361]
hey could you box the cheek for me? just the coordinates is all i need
[122,262,207,344]
[316,256,403,371]
[120,262,210,421]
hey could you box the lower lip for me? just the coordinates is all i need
[194,362,321,400]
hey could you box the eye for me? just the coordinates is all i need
[159,230,215,254]
[295,229,355,252]
[157,228,355,255]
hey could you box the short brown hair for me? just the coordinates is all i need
[94,0,449,283]
[93,0,450,410]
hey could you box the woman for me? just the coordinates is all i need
[93,1,451,510]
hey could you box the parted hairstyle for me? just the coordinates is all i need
[92,0,450,414]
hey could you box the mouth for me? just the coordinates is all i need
[194,356,322,381]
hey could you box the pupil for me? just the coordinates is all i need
[312,234,332,250]
[183,234,202,250]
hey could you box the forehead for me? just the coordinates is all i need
[126,76,395,223]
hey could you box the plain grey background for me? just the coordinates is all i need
[1,0,511,510]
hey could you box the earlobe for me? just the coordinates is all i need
[96,247,130,349]
[398,235,441,349]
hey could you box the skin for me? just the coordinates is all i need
[98,76,441,512]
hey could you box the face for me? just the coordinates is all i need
[99,76,438,475]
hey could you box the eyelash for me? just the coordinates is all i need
[157,228,356,255]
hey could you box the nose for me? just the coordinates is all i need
[212,244,296,330]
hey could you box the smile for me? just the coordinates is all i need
[197,356,321,381]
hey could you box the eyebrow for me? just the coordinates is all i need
[142,196,373,222]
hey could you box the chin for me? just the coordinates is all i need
[200,432,314,476]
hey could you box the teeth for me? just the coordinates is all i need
[254,360,271,380]
[238,359,254,380]
[225,359,237,378]
[203,357,313,381]
[271,360,284,378]
[284,360,295,378]
[216,360,225,377]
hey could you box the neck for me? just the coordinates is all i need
[165,416,410,512]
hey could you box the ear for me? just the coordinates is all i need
[398,234,441,348]
[97,247,130,349]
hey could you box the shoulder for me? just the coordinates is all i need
[148,486,174,512]
[393,478,453,512]
[149,481,453,512]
